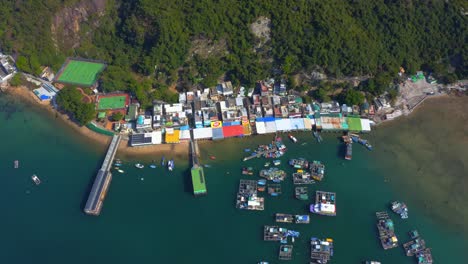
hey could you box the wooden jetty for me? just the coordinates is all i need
[275,213,294,223]
[375,211,399,250]
[279,245,293,260]
[264,225,287,241]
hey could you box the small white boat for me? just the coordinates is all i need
[135,163,144,169]
[31,174,41,185]
[288,134,298,143]
[14,160,19,169]
[117,169,124,173]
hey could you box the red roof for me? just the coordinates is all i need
[222,125,244,138]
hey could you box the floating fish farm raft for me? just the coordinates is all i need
[289,158,309,169]
[264,226,288,241]
[260,167,287,182]
[375,211,399,250]
[295,187,309,200]
[402,230,433,263]
[275,213,294,223]
[403,238,426,256]
[416,248,433,264]
[293,170,315,184]
[279,245,293,260]
[310,191,337,216]
[310,160,325,181]
[310,237,334,264]
[263,226,300,243]
[268,184,282,196]
[236,180,264,210]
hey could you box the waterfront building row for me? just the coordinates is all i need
[130,115,372,146]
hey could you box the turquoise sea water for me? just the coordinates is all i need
[0,93,466,263]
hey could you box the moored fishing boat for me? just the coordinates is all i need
[135,163,144,169]
[161,156,166,166]
[149,164,157,169]
[313,131,323,143]
[345,143,352,160]
[14,160,19,169]
[168,159,175,171]
[273,160,281,166]
[288,134,298,143]
[391,201,408,219]
[31,174,41,185]
[242,167,254,175]
[264,162,271,167]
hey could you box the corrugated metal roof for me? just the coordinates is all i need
[193,128,213,139]
[256,122,266,134]
[212,128,224,140]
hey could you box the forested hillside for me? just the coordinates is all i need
[1,0,466,91]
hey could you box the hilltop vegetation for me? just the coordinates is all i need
[1,0,466,97]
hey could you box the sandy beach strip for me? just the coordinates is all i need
[5,86,189,157]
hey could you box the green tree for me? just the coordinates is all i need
[56,87,96,125]
[343,89,365,106]
[9,74,22,86]
[112,112,124,121]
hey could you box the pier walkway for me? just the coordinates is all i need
[84,135,121,216]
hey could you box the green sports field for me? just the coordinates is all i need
[97,95,127,110]
[57,60,105,86]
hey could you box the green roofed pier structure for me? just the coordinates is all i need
[190,134,207,196]
[191,165,207,196]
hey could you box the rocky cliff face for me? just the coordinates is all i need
[51,0,107,51]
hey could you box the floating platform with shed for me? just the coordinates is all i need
[310,191,336,216]
[295,187,309,200]
[264,225,288,241]
[84,135,121,216]
[279,245,293,260]
[310,160,325,181]
[289,158,309,169]
[292,170,314,184]
[310,237,334,264]
[236,180,264,210]
[375,211,399,250]
[275,213,294,223]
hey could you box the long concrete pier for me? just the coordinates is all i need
[84,135,121,216]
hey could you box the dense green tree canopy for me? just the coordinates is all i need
[56,87,96,125]
[1,0,466,93]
